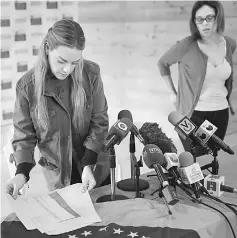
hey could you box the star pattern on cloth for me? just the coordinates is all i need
[68,235,78,238]
[99,226,109,231]
[81,230,92,237]
[127,231,139,238]
[113,227,124,234]
[141,236,151,238]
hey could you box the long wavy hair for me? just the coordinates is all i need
[34,19,86,131]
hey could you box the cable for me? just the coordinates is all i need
[184,182,237,216]
[226,203,237,208]
[176,183,236,238]
[201,193,237,216]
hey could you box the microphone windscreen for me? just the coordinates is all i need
[139,122,177,153]
[179,151,194,167]
[142,144,165,169]
[118,110,133,122]
[168,111,184,126]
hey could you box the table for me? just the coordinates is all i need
[1,172,237,238]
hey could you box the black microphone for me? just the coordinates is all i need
[116,110,149,193]
[118,110,145,144]
[139,122,177,154]
[168,111,212,154]
[191,116,234,155]
[102,117,133,152]
[142,144,179,206]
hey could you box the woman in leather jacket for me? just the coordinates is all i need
[6,19,110,198]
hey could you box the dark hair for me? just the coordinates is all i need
[189,1,225,40]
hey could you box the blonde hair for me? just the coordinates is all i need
[34,19,86,131]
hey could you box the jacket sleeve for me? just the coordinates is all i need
[11,86,37,166]
[83,66,109,162]
[225,37,237,101]
[158,37,189,76]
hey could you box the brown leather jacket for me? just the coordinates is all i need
[12,59,110,191]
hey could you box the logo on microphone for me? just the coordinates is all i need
[149,147,162,154]
[178,117,196,135]
[195,120,217,143]
[117,122,128,131]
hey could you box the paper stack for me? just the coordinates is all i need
[6,183,102,235]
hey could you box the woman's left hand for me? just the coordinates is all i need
[81,165,96,193]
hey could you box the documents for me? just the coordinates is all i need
[6,183,102,235]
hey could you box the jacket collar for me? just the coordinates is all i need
[43,69,64,96]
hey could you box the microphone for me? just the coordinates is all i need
[178,151,204,184]
[168,111,212,154]
[142,144,179,206]
[162,153,194,197]
[178,151,204,199]
[116,110,149,193]
[203,174,237,197]
[118,110,145,144]
[139,122,177,153]
[192,117,234,155]
[102,117,133,152]
[163,153,181,181]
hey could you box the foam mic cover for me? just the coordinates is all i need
[142,144,165,169]
[143,144,179,205]
[178,151,193,167]
[118,109,145,144]
[118,110,133,122]
[168,111,183,126]
[139,122,177,153]
[178,151,204,185]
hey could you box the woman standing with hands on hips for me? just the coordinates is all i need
[158,1,236,154]
[5,19,110,198]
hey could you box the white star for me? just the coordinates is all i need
[127,231,139,238]
[113,228,124,234]
[68,235,78,238]
[81,231,92,237]
[99,226,108,231]
[141,236,150,238]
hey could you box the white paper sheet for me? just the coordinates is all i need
[6,183,102,235]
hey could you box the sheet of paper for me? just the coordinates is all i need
[6,183,102,234]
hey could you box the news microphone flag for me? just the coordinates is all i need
[204,174,225,197]
[195,120,217,144]
[178,163,204,185]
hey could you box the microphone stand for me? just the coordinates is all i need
[96,146,129,203]
[134,156,145,198]
[190,141,197,162]
[189,138,219,175]
[201,147,219,175]
[150,185,172,215]
[117,132,149,195]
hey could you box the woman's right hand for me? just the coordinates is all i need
[5,174,27,199]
